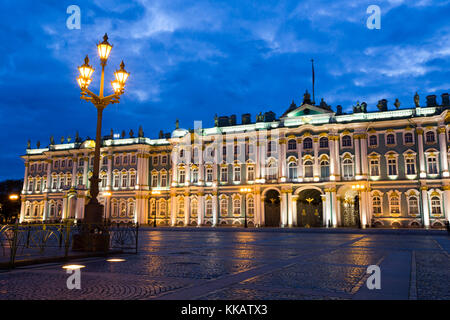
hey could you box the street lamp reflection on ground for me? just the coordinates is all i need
[77,33,129,225]
[239,188,252,228]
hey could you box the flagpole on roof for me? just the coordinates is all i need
[311,58,315,105]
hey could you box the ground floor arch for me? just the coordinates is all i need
[297,189,323,227]
[264,189,280,227]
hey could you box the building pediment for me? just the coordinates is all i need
[284,104,333,118]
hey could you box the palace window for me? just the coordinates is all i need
[160,173,166,187]
[192,168,199,183]
[102,157,108,165]
[342,135,352,147]
[162,156,167,164]
[101,175,107,188]
[36,179,41,192]
[61,160,66,168]
[319,137,328,148]
[221,167,228,182]
[220,199,228,216]
[152,174,158,187]
[288,162,297,181]
[149,199,156,218]
[247,197,255,217]
[234,166,241,182]
[372,195,382,215]
[128,202,135,218]
[179,169,186,184]
[78,176,83,186]
[431,196,442,215]
[266,160,277,180]
[303,138,313,150]
[388,158,397,176]
[123,156,128,165]
[54,161,59,169]
[389,193,400,214]
[115,156,121,166]
[233,198,241,215]
[131,155,136,164]
[304,160,313,178]
[59,177,64,189]
[113,175,119,188]
[177,198,184,215]
[369,135,378,147]
[408,196,419,215]
[112,201,118,218]
[153,156,158,165]
[191,199,198,217]
[121,174,128,188]
[386,133,396,145]
[68,160,73,168]
[28,179,34,192]
[342,158,354,179]
[49,204,55,217]
[79,158,84,167]
[159,200,166,216]
[426,131,436,143]
[288,139,297,150]
[130,172,136,187]
[180,150,184,158]
[320,160,329,178]
[406,158,416,175]
[370,159,380,177]
[267,141,276,153]
[247,166,254,181]
[222,146,227,156]
[404,132,414,144]
[206,199,213,216]
[206,168,213,182]
[427,156,438,174]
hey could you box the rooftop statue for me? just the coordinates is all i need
[27,140,30,149]
[214,114,218,127]
[129,129,134,138]
[50,136,55,145]
[394,99,401,109]
[175,119,179,129]
[302,90,312,105]
[36,141,40,148]
[138,126,144,137]
[414,92,420,107]
[60,136,64,144]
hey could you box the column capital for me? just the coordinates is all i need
[437,127,446,134]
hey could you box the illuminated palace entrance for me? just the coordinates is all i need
[341,190,361,227]
[297,189,323,227]
[264,190,280,227]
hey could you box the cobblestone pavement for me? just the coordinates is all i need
[0,229,448,300]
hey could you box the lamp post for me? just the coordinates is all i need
[7,194,20,224]
[351,184,366,228]
[240,188,252,228]
[77,34,129,225]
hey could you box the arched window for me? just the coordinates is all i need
[343,158,353,179]
[121,173,128,188]
[386,134,396,145]
[177,198,184,215]
[288,139,297,150]
[179,169,185,184]
[431,196,442,215]
[319,137,328,148]
[426,131,435,143]
[408,196,419,215]
[205,199,213,217]
[179,149,184,158]
[159,199,166,216]
[120,202,127,217]
[130,172,136,187]
[303,138,313,150]
[112,201,118,217]
[389,194,400,214]
[49,203,56,217]
[220,199,228,216]
[191,199,198,217]
[233,198,241,215]
[192,168,199,183]
[234,166,241,182]
[427,155,438,174]
[304,160,313,177]
[288,162,297,180]
[247,197,255,217]
[266,160,277,180]
[320,159,330,178]
[342,135,352,147]
[128,202,135,218]
[372,195,382,214]
[369,135,377,146]
[404,132,413,144]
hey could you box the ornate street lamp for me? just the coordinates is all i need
[351,184,366,229]
[239,188,252,228]
[76,34,129,226]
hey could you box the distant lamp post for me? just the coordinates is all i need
[239,188,252,228]
[77,33,129,225]
[351,184,366,228]
[8,194,20,223]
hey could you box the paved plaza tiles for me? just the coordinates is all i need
[0,229,449,300]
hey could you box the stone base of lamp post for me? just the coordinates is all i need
[72,202,110,252]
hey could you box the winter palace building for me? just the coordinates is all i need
[19,91,450,228]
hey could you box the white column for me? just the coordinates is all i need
[280,192,287,227]
[354,135,361,178]
[329,137,336,179]
[45,160,52,192]
[170,193,176,226]
[172,148,178,186]
[255,190,261,226]
[260,194,265,226]
[360,135,368,178]
[255,139,261,180]
[198,193,204,226]
[82,155,89,186]
[321,194,327,226]
[421,187,430,228]
[360,190,368,228]
[297,138,303,180]
[287,191,293,227]
[313,137,319,181]
[212,191,218,226]
[331,189,338,227]
[106,154,113,189]
[184,194,190,225]
[438,127,449,177]
[334,136,341,180]
[279,138,287,181]
[336,196,342,226]
[443,186,450,223]
[325,190,331,227]
[22,162,29,193]
[199,146,204,185]
[292,195,298,226]
[71,156,78,187]
[417,129,426,177]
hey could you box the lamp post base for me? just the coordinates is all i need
[72,202,109,252]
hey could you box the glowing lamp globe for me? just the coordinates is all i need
[77,76,92,89]
[111,80,122,93]
[114,61,130,86]
[97,33,113,61]
[78,55,94,80]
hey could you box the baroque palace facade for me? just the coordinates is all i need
[20,91,450,228]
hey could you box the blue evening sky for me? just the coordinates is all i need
[0,0,449,180]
